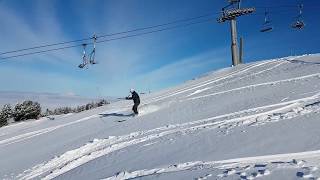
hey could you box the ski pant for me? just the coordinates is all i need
[132,102,140,114]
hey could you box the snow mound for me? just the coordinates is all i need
[138,104,160,115]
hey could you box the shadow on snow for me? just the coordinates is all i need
[99,113,134,118]
[288,59,320,65]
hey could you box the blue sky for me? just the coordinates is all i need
[0,0,319,97]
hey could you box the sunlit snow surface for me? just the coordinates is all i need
[1,54,320,180]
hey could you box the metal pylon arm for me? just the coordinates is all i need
[217,7,255,23]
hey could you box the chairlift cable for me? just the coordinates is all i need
[0,4,319,61]
[0,13,216,56]
[96,18,215,44]
[2,4,317,56]
[0,18,215,61]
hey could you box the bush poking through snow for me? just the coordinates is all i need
[13,100,41,122]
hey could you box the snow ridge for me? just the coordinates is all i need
[17,91,320,179]
[103,150,320,180]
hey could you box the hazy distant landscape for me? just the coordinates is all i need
[0,91,113,110]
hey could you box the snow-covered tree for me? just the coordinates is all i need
[2,104,12,119]
[0,104,12,127]
[13,100,41,121]
[76,105,85,113]
[85,103,94,110]
[0,112,7,127]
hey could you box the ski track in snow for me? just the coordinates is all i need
[17,92,320,180]
[186,60,288,97]
[148,55,303,103]
[0,107,133,147]
[103,150,320,180]
[187,72,320,101]
[187,87,212,97]
[0,114,99,147]
[145,60,278,103]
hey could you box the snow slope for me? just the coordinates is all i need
[1,54,320,180]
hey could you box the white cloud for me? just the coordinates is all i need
[132,48,228,92]
[0,1,229,97]
[0,65,94,95]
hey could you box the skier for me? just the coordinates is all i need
[126,88,140,115]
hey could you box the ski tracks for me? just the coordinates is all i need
[145,60,278,104]
[187,72,320,101]
[186,60,288,97]
[103,150,320,180]
[17,92,320,180]
[0,105,136,147]
[0,114,99,147]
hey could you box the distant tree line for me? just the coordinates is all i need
[0,99,109,128]
[42,99,109,116]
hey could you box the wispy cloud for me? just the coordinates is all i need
[0,64,95,95]
[0,1,79,66]
[0,0,230,97]
[132,48,228,92]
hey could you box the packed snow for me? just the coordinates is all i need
[1,54,320,180]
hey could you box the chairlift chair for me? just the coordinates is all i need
[89,34,97,65]
[260,10,273,33]
[260,20,273,32]
[292,4,305,30]
[89,48,96,64]
[78,43,88,68]
[78,34,98,68]
[292,20,305,29]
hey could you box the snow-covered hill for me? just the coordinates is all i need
[1,54,320,180]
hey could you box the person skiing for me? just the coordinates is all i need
[126,88,140,115]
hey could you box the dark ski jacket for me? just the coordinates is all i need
[126,91,140,104]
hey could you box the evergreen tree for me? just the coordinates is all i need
[0,112,7,127]
[2,104,12,119]
[0,104,12,127]
[13,101,41,121]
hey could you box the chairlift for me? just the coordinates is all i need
[292,20,305,29]
[89,34,97,65]
[260,10,273,33]
[292,4,305,29]
[78,34,98,68]
[78,43,88,68]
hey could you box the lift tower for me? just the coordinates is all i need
[217,0,255,66]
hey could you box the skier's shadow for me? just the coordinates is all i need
[99,113,134,118]
[288,59,320,65]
